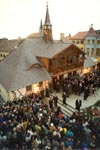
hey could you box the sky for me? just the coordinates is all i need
[0,0,100,40]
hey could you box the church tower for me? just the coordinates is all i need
[43,3,53,42]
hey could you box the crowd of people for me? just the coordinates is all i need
[0,90,100,150]
[53,66,100,101]
[0,65,100,149]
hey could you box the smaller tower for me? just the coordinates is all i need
[39,19,43,36]
[43,2,53,42]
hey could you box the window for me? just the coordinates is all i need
[49,59,52,72]
[56,58,62,67]
[66,56,70,64]
[55,58,62,72]
[97,40,100,44]
[92,40,95,44]
[81,40,84,44]
[69,56,73,64]
[96,48,100,56]
[39,82,43,87]
[91,48,94,57]
[86,48,89,55]
[76,41,79,44]
[49,59,52,66]
[87,40,90,44]
[26,85,32,91]
[79,54,82,61]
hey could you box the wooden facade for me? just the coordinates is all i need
[39,44,85,78]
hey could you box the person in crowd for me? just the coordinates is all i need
[79,100,82,108]
[56,79,60,93]
[45,87,50,97]
[49,97,53,109]
[62,92,67,106]
[90,134,97,149]
[78,81,83,96]
[84,86,89,100]
[40,88,45,99]
[75,99,82,112]
[53,94,58,107]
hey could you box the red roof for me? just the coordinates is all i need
[70,31,88,40]
[65,27,97,40]
[86,27,97,37]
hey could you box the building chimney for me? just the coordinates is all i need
[60,33,64,41]
[91,24,93,28]
[89,24,93,29]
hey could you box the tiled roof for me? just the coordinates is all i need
[0,39,22,52]
[68,27,97,40]
[21,38,73,59]
[86,27,97,37]
[70,31,88,40]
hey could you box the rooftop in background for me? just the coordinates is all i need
[64,25,100,40]
[0,38,23,53]
[70,31,88,40]
[27,32,40,39]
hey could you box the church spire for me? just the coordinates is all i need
[44,2,51,25]
[43,2,53,42]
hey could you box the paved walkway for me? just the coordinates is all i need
[52,88,100,109]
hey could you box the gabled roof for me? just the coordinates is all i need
[69,27,97,40]
[0,38,22,53]
[0,38,84,92]
[86,27,97,37]
[70,31,88,40]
